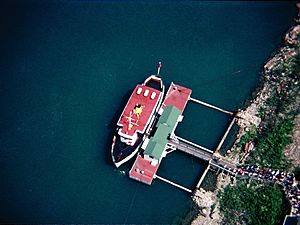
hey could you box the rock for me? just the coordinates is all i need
[285,25,300,45]
[285,114,300,165]
[237,110,261,128]
[191,187,223,225]
[202,208,208,216]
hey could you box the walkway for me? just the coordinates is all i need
[167,138,213,162]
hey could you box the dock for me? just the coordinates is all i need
[129,82,237,193]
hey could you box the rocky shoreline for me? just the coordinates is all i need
[191,4,300,225]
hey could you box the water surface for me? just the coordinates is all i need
[0,1,296,223]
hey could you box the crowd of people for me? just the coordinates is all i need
[224,164,300,216]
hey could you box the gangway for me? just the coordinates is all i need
[168,139,213,161]
[210,161,236,175]
[173,135,214,154]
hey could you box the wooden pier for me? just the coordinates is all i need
[129,82,238,194]
[190,97,233,116]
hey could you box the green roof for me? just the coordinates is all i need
[157,106,181,128]
[144,139,165,160]
[153,123,170,144]
[144,106,181,160]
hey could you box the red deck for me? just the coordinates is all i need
[162,83,192,113]
[117,85,161,136]
[129,83,192,185]
[129,155,159,185]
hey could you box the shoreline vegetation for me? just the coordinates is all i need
[184,4,300,225]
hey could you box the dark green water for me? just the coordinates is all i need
[0,1,296,223]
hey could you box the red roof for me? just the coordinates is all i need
[162,83,192,113]
[117,85,161,136]
[129,155,159,185]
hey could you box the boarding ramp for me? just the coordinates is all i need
[167,135,213,161]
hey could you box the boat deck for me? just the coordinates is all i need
[117,85,161,136]
[129,83,192,185]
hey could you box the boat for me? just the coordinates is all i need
[111,62,165,167]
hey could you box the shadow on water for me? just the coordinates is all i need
[0,2,34,70]
[103,90,132,167]
[173,198,201,225]
[0,2,30,40]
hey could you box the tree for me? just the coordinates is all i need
[219,182,285,225]
[247,119,294,169]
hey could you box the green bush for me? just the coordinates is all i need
[237,128,257,149]
[248,118,294,169]
[219,182,285,225]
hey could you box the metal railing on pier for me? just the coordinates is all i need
[189,97,233,116]
[154,175,192,193]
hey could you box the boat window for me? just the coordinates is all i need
[136,87,142,95]
[144,89,149,97]
[150,92,156,99]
